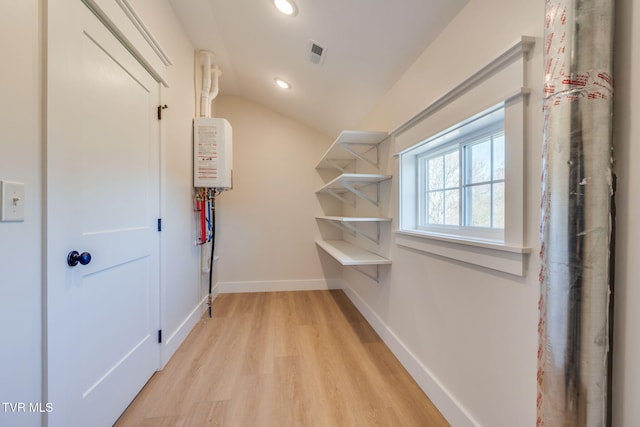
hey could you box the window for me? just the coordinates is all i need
[403,105,505,242]
[393,37,532,276]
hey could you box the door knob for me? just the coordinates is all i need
[67,250,92,267]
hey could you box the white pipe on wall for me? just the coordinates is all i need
[200,50,213,118]
[199,50,221,118]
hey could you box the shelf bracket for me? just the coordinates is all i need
[325,158,353,173]
[342,181,380,207]
[341,143,380,169]
[352,264,380,283]
[341,221,380,244]
[324,219,357,238]
[325,188,356,207]
[322,220,381,243]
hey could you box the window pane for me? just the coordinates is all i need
[428,191,444,225]
[467,184,491,227]
[444,151,459,188]
[444,189,459,226]
[493,182,505,229]
[493,133,505,180]
[468,139,492,184]
[401,104,507,242]
[428,157,443,190]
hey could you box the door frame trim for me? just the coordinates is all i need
[81,0,171,86]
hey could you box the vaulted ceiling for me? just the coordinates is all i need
[168,0,469,137]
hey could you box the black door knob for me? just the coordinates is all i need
[67,251,92,267]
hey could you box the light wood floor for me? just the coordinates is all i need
[115,290,450,427]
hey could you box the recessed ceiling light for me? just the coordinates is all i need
[274,78,291,90]
[273,0,297,16]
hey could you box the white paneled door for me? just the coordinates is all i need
[46,1,160,425]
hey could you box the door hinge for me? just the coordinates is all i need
[158,330,162,343]
[157,218,162,232]
[157,104,168,120]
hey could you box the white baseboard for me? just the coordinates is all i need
[159,293,215,368]
[341,285,480,427]
[216,278,342,294]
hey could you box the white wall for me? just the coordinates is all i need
[213,95,340,292]
[351,0,639,426]
[612,0,640,424]
[353,0,544,426]
[0,1,43,426]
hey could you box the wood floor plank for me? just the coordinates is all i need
[115,290,451,427]
[182,401,229,427]
[138,415,186,427]
[271,293,300,358]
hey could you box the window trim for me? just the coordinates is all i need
[394,230,530,277]
[392,37,534,276]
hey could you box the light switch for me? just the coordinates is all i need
[0,180,25,222]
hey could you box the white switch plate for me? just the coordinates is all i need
[0,180,25,222]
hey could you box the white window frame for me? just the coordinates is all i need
[393,37,534,276]
[413,105,505,242]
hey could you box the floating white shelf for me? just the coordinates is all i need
[315,239,391,266]
[316,130,389,171]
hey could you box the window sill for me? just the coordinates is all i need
[395,230,530,276]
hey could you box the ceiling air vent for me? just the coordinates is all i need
[309,40,326,66]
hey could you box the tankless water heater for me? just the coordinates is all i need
[193,117,232,189]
